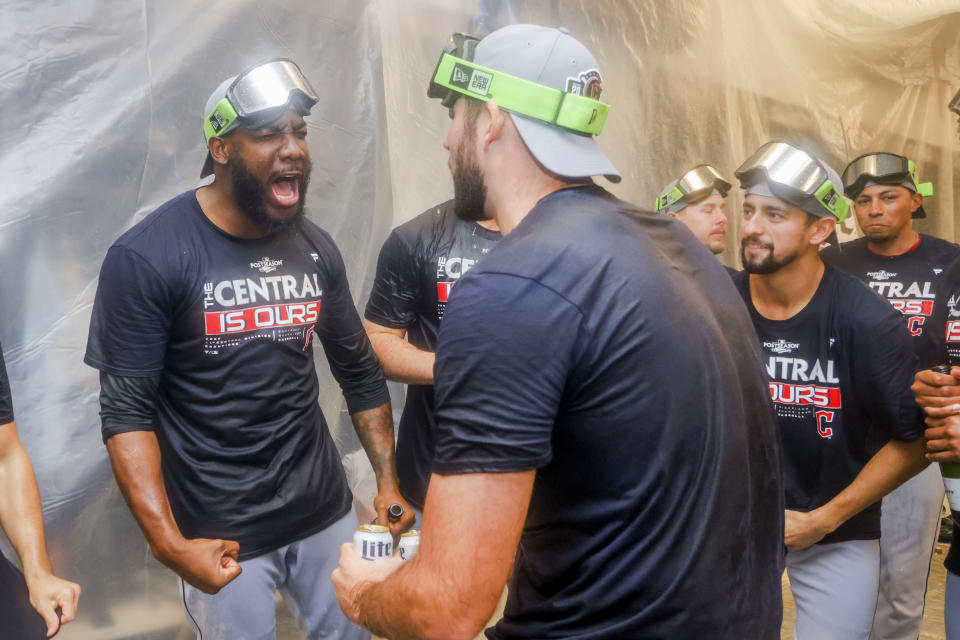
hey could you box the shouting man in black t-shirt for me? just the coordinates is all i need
[733,141,928,640]
[333,25,784,640]
[364,201,500,520]
[85,59,412,639]
[821,152,957,640]
[0,341,81,638]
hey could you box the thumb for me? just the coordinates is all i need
[38,604,60,638]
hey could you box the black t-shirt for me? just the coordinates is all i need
[364,200,499,509]
[822,235,960,369]
[84,190,389,560]
[931,255,960,574]
[734,266,923,543]
[0,342,12,424]
[433,185,783,639]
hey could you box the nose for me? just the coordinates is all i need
[279,133,306,162]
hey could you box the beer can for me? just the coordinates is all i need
[354,524,393,562]
[398,529,420,561]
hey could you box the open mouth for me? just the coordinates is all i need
[271,174,301,208]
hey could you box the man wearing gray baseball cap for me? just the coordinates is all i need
[333,24,783,639]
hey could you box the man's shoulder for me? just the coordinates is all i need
[824,266,900,326]
[390,200,456,245]
[920,234,960,262]
[112,190,201,253]
[821,237,868,265]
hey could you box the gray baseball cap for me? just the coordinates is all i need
[472,24,620,183]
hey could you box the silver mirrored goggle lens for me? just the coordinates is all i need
[738,142,825,194]
[230,60,318,117]
[676,165,728,196]
[841,153,909,190]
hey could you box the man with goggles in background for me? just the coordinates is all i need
[821,151,958,640]
[333,24,783,640]
[656,164,735,272]
[906,87,960,640]
[733,141,929,639]
[85,59,411,639]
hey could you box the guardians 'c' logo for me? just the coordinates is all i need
[565,69,603,99]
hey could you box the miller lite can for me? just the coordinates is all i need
[354,524,393,562]
[398,530,420,561]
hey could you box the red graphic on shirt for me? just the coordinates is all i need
[437,281,455,303]
[205,301,321,335]
[888,298,934,337]
[769,382,841,409]
[946,321,960,342]
[815,410,835,438]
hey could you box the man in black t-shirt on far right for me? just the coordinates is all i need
[733,141,928,640]
[821,152,957,640]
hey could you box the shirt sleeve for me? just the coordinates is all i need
[0,342,13,424]
[314,239,390,414]
[98,371,161,442]
[364,229,422,329]
[432,272,585,475]
[851,297,924,442]
[84,245,175,376]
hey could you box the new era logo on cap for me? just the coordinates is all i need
[209,108,228,134]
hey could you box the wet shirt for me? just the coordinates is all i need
[0,342,12,424]
[734,266,923,543]
[931,255,960,574]
[364,200,499,509]
[433,185,784,639]
[85,190,389,560]
[822,235,960,368]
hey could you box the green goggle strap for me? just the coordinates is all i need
[907,159,935,197]
[813,179,849,223]
[432,53,609,136]
[655,185,684,211]
[203,98,239,143]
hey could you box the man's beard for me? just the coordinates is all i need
[452,141,490,222]
[229,156,311,234]
[740,239,800,274]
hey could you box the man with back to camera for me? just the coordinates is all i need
[332,24,784,640]
[0,340,81,638]
[732,140,930,639]
[904,87,960,640]
[84,59,412,639]
[655,163,736,272]
[363,200,500,524]
[821,151,958,640]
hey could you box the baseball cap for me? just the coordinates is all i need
[430,24,620,183]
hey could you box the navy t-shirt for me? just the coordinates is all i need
[931,255,960,574]
[735,266,924,543]
[433,185,783,639]
[0,342,12,424]
[822,235,960,369]
[364,200,499,509]
[85,190,389,560]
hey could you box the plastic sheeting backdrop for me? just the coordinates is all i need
[1,1,958,637]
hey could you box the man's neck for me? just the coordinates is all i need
[486,169,587,235]
[865,228,920,257]
[196,180,266,239]
[749,252,826,321]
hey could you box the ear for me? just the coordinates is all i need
[480,100,505,153]
[910,192,923,214]
[808,216,836,246]
[208,136,230,170]
[666,211,678,219]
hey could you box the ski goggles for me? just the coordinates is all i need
[204,58,318,143]
[841,152,933,200]
[735,141,849,222]
[655,164,731,212]
[427,32,609,136]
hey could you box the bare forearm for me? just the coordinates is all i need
[366,330,435,386]
[817,438,929,532]
[351,403,400,489]
[0,423,51,577]
[105,430,185,559]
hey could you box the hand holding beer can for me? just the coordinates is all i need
[354,524,393,562]
[398,530,420,561]
[932,364,960,511]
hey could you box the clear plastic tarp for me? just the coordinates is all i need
[1,1,958,637]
